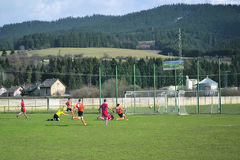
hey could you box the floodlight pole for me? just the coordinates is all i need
[175,69,177,108]
[99,66,102,106]
[175,28,183,112]
[116,65,118,105]
[178,28,183,88]
[154,64,156,112]
[197,58,200,114]
[218,58,222,114]
[134,64,136,113]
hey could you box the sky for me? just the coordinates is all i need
[0,0,240,27]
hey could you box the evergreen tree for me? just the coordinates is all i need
[25,65,32,84]
[14,77,20,86]
[32,65,41,83]
[1,49,7,57]
[4,78,13,88]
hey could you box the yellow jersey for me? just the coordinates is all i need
[56,108,67,116]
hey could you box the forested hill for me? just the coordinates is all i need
[1,4,240,55]
[0,15,114,39]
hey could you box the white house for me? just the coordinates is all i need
[40,78,66,96]
[186,76,197,90]
[0,86,7,96]
[3,86,23,97]
[194,76,218,96]
[198,76,218,90]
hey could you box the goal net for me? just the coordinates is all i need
[124,90,187,115]
[184,90,220,114]
[124,89,220,115]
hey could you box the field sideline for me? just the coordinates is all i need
[0,113,239,160]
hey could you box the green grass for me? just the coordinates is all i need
[25,47,168,59]
[1,48,166,59]
[119,104,240,115]
[0,113,240,160]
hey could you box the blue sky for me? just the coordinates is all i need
[0,0,239,27]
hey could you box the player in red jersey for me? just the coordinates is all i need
[66,98,72,112]
[72,99,87,126]
[17,99,28,119]
[112,104,128,120]
[66,97,75,117]
[98,99,114,126]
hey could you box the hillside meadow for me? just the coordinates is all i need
[1,48,170,59]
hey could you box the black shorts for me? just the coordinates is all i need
[67,108,72,112]
[78,111,83,117]
[53,114,59,121]
[118,113,123,118]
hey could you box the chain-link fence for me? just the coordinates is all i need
[1,96,240,114]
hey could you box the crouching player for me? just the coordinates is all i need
[47,107,67,121]
[113,104,128,120]
[98,99,114,126]
[72,99,87,126]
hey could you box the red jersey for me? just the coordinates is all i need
[113,106,123,114]
[100,103,108,113]
[21,100,26,112]
[74,102,84,111]
[21,101,25,108]
[66,100,71,108]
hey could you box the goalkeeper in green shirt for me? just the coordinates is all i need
[47,107,67,121]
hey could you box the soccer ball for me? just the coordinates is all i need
[149,105,152,109]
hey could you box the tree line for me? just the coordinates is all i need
[1,54,240,93]
[14,31,137,50]
[1,28,240,58]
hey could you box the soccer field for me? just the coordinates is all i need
[0,113,240,160]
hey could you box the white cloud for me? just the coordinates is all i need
[209,0,240,5]
[0,0,239,26]
[23,0,72,21]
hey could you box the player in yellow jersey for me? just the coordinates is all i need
[47,107,67,121]
[112,104,128,120]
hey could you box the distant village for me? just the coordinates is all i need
[0,76,219,97]
[0,78,66,97]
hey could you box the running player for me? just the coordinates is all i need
[98,99,114,126]
[112,104,128,120]
[47,107,67,121]
[17,99,28,119]
[72,99,87,126]
[66,98,72,112]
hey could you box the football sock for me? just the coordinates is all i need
[73,117,80,120]
[124,115,127,120]
[105,119,108,126]
[82,120,86,125]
